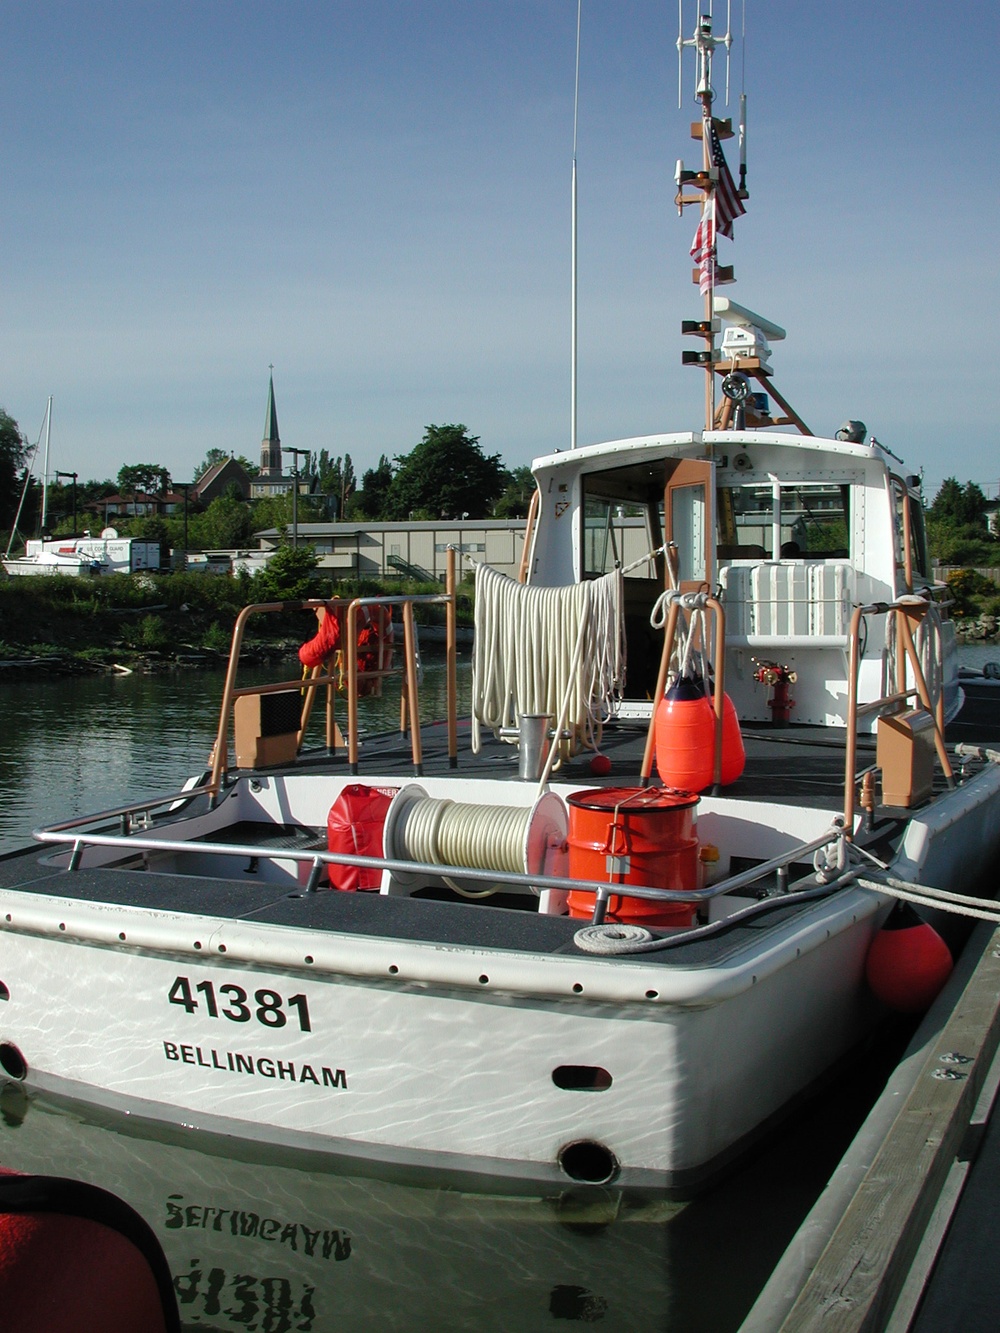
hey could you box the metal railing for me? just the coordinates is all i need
[32,809,851,920]
[206,548,459,793]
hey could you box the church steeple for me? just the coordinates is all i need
[260,369,282,476]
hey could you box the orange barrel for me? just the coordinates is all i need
[566,786,700,927]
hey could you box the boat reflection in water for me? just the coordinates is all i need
[0,1024,909,1333]
[0,1084,677,1332]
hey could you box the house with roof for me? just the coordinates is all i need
[193,456,252,504]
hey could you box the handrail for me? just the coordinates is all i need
[32,818,848,912]
[843,598,954,833]
[345,548,457,774]
[889,472,915,593]
[207,580,458,794]
[518,489,540,584]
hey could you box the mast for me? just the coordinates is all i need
[39,396,53,532]
[4,402,47,559]
[675,6,809,436]
[570,0,581,450]
[676,4,735,431]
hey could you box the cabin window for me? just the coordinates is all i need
[779,484,850,557]
[716,483,774,558]
[581,469,664,700]
[909,500,930,580]
[583,494,618,575]
[717,482,850,560]
[581,493,656,577]
[891,482,930,588]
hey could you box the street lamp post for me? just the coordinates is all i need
[177,483,191,559]
[55,471,78,534]
[285,448,310,549]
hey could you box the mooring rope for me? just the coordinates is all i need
[572,880,851,955]
[571,854,1000,956]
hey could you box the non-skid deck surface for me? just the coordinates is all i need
[321,715,874,811]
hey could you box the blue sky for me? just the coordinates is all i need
[3,1,998,500]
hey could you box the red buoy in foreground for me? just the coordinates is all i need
[865,903,953,1014]
[0,1168,179,1332]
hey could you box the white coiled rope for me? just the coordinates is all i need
[403,797,530,873]
[399,796,532,899]
[472,564,625,756]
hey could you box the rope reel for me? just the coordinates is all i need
[383,784,568,897]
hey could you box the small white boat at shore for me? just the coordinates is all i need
[1,10,999,1195]
[2,546,99,578]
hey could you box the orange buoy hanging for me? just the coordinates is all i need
[566,786,700,927]
[654,677,715,792]
[719,688,746,785]
[865,902,953,1014]
[299,605,341,669]
[0,1169,179,1333]
[654,674,745,792]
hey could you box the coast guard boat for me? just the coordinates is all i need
[1,9,999,1195]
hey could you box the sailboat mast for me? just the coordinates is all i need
[39,396,53,532]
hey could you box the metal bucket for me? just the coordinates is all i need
[518,714,553,781]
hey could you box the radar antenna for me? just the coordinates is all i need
[677,0,732,109]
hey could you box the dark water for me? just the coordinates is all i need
[0,655,922,1330]
[0,657,472,852]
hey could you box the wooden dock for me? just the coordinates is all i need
[740,919,1000,1332]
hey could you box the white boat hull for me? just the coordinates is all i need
[4,759,1000,1190]
[0,874,886,1189]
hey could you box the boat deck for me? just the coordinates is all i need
[325,712,872,809]
[0,713,931,972]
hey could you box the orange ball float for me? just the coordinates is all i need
[865,904,953,1014]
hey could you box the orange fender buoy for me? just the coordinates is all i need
[865,903,953,1014]
[655,676,745,791]
[0,1168,179,1333]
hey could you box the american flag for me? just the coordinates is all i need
[690,197,715,295]
[706,116,745,237]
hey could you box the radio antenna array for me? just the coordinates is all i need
[677,1,732,109]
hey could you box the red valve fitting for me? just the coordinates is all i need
[752,661,797,727]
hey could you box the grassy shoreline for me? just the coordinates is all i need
[0,571,472,675]
[3,567,997,678]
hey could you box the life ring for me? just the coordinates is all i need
[354,605,394,697]
[298,605,342,669]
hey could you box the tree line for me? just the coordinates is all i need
[925,477,996,565]
[6,402,993,566]
[0,415,536,555]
